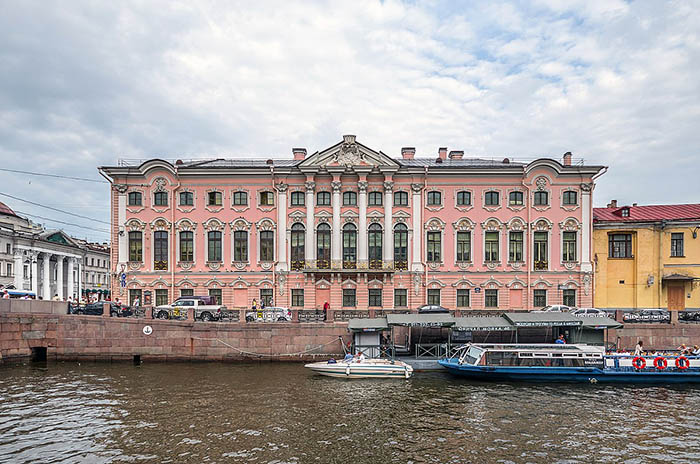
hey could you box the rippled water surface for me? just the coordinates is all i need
[1,361,700,463]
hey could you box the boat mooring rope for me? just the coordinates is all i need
[190,336,344,358]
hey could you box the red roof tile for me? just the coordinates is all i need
[0,201,18,217]
[594,203,700,223]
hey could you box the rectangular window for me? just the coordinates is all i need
[180,288,194,297]
[427,191,441,206]
[394,289,407,308]
[128,231,143,262]
[368,191,383,206]
[153,231,168,270]
[6,243,11,254]
[509,191,523,206]
[534,191,549,206]
[563,231,577,262]
[128,192,142,206]
[608,234,633,258]
[368,289,382,307]
[509,231,523,262]
[457,289,470,308]
[234,231,248,261]
[208,191,222,206]
[485,191,499,206]
[260,289,273,307]
[129,289,142,306]
[427,289,441,305]
[563,289,576,307]
[456,231,471,262]
[485,289,498,308]
[232,191,248,206]
[91,258,95,266]
[456,191,471,206]
[6,263,11,277]
[208,231,222,262]
[533,289,547,308]
[290,191,305,206]
[393,191,408,206]
[179,191,193,206]
[209,288,223,305]
[671,233,684,257]
[563,190,577,205]
[179,231,193,261]
[485,231,499,262]
[155,289,169,306]
[343,288,356,307]
[343,191,357,206]
[291,289,304,307]
[260,231,274,261]
[23,265,28,279]
[259,191,274,206]
[427,231,441,262]
[534,232,548,270]
[317,191,331,206]
[153,191,168,206]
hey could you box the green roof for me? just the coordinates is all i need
[578,316,622,329]
[347,317,389,331]
[453,316,515,331]
[504,312,583,327]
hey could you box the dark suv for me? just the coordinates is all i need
[68,302,133,317]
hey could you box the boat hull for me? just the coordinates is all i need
[305,360,413,379]
[439,359,700,384]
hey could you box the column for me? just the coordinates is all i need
[357,180,368,268]
[305,180,315,265]
[276,183,288,271]
[411,184,423,271]
[383,180,394,267]
[331,179,342,269]
[56,256,64,300]
[67,258,75,300]
[580,184,593,273]
[13,251,23,289]
[30,253,38,295]
[42,253,51,300]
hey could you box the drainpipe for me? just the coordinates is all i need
[522,176,531,310]
[659,220,666,309]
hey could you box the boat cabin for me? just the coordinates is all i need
[459,344,605,368]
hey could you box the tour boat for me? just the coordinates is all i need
[305,358,414,379]
[439,344,700,384]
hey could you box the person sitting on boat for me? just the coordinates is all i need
[678,344,689,355]
[343,352,354,363]
[634,340,644,356]
[692,345,700,356]
[555,334,566,344]
[353,352,366,363]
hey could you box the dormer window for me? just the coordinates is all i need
[621,208,630,217]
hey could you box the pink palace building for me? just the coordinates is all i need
[100,135,605,313]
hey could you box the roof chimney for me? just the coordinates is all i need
[401,147,415,160]
[563,152,572,166]
[448,150,464,160]
[632,203,637,207]
[292,148,307,161]
[438,147,447,160]
[607,199,618,208]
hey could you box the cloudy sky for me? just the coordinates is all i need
[1,0,698,242]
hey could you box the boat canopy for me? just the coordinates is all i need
[347,317,389,332]
[578,316,622,329]
[452,316,515,332]
[504,312,583,327]
[385,313,456,327]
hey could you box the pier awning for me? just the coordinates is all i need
[452,316,515,332]
[386,313,455,327]
[578,316,622,329]
[504,312,583,327]
[348,317,389,332]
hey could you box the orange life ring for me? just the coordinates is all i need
[653,357,667,370]
[676,356,690,370]
[632,356,646,369]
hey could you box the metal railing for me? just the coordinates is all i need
[369,259,383,270]
[334,310,370,321]
[414,343,462,359]
[298,310,326,323]
[343,260,357,269]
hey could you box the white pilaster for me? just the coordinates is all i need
[117,186,128,264]
[411,183,423,272]
[67,258,75,300]
[305,181,315,264]
[56,256,64,300]
[581,184,593,273]
[331,180,342,268]
[13,251,23,289]
[276,183,288,271]
[42,253,51,300]
[30,253,38,295]
[383,180,394,266]
[357,181,368,266]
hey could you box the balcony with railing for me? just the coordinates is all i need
[369,259,383,270]
[534,260,548,270]
[153,260,168,271]
[343,260,357,270]
[290,260,305,271]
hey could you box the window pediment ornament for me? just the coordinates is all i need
[482,277,504,288]
[559,217,581,231]
[175,278,198,288]
[151,277,172,288]
[204,278,225,288]
[560,279,581,288]
[289,211,306,226]
[507,277,527,288]
[452,278,476,288]
[532,278,553,288]
[535,176,548,191]
[480,218,504,231]
[229,277,250,288]
[424,217,446,231]
[315,278,331,289]
[255,218,276,231]
[203,218,224,232]
[506,217,526,231]
[341,278,357,288]
[230,218,252,231]
[531,218,553,231]
[427,279,445,289]
[175,218,197,231]
[152,177,169,191]
[368,278,383,289]
[256,279,273,288]
[452,218,475,231]
[125,218,146,231]
[150,217,171,231]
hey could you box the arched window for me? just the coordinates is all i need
[368,223,383,269]
[343,223,357,268]
[291,223,305,270]
[394,224,408,270]
[153,231,168,270]
[260,231,274,261]
[317,224,331,269]
[234,231,248,261]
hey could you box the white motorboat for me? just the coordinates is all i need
[305,358,414,379]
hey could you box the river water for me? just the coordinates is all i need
[1,361,699,464]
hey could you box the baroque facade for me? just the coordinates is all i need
[100,135,604,311]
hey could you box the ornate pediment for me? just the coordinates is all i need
[298,135,400,170]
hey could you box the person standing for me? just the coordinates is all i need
[133,296,140,307]
[555,334,566,344]
[634,340,644,356]
[323,301,329,322]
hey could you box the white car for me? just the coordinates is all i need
[572,308,607,318]
[532,305,572,313]
[245,307,292,323]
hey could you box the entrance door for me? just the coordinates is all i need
[509,289,523,309]
[316,287,331,310]
[668,284,685,311]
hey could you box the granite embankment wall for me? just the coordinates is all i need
[610,323,700,351]
[0,300,349,363]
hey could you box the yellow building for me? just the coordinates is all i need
[593,201,700,310]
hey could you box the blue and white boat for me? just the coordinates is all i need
[439,344,700,384]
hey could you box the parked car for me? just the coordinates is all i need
[623,309,670,323]
[245,307,292,322]
[153,297,226,321]
[69,301,133,317]
[571,308,607,318]
[532,305,572,313]
[417,304,450,314]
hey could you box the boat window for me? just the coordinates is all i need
[533,352,550,358]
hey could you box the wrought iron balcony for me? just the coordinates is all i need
[317,259,330,269]
[343,260,357,269]
[153,260,168,271]
[534,260,548,270]
[369,259,383,270]
[395,260,408,271]
[290,260,305,271]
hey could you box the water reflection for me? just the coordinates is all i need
[1,362,699,463]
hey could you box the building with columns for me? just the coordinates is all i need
[100,135,605,311]
[0,201,110,300]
